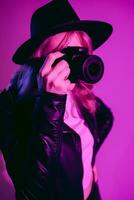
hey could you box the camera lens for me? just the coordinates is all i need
[89,63,101,76]
[83,55,104,83]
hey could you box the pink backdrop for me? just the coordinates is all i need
[0,0,134,199]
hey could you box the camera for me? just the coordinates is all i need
[27,46,104,84]
[52,46,104,84]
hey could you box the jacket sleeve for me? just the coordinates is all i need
[32,91,67,162]
[21,91,67,199]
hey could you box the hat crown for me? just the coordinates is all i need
[30,0,80,37]
[12,0,113,65]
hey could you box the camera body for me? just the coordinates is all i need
[55,46,104,83]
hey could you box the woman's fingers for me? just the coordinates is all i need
[51,61,70,81]
[38,51,75,95]
[40,51,64,77]
[53,78,75,93]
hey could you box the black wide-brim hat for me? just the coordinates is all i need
[12,0,113,65]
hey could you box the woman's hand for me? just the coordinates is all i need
[38,51,75,95]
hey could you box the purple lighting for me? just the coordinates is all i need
[0,0,134,200]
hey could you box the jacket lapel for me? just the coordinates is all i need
[80,96,114,151]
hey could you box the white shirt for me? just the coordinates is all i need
[63,91,94,200]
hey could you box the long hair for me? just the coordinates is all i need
[10,31,97,114]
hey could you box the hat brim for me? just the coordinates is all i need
[12,20,113,64]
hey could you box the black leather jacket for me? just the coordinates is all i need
[0,87,114,200]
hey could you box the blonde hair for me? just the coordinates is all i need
[32,31,97,114]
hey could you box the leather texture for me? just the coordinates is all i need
[0,88,114,200]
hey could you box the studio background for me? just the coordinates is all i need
[0,0,134,199]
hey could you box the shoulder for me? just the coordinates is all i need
[95,96,114,123]
[95,96,114,146]
[0,88,15,114]
[0,88,17,149]
[0,88,17,131]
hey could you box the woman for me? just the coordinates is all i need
[0,0,114,199]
